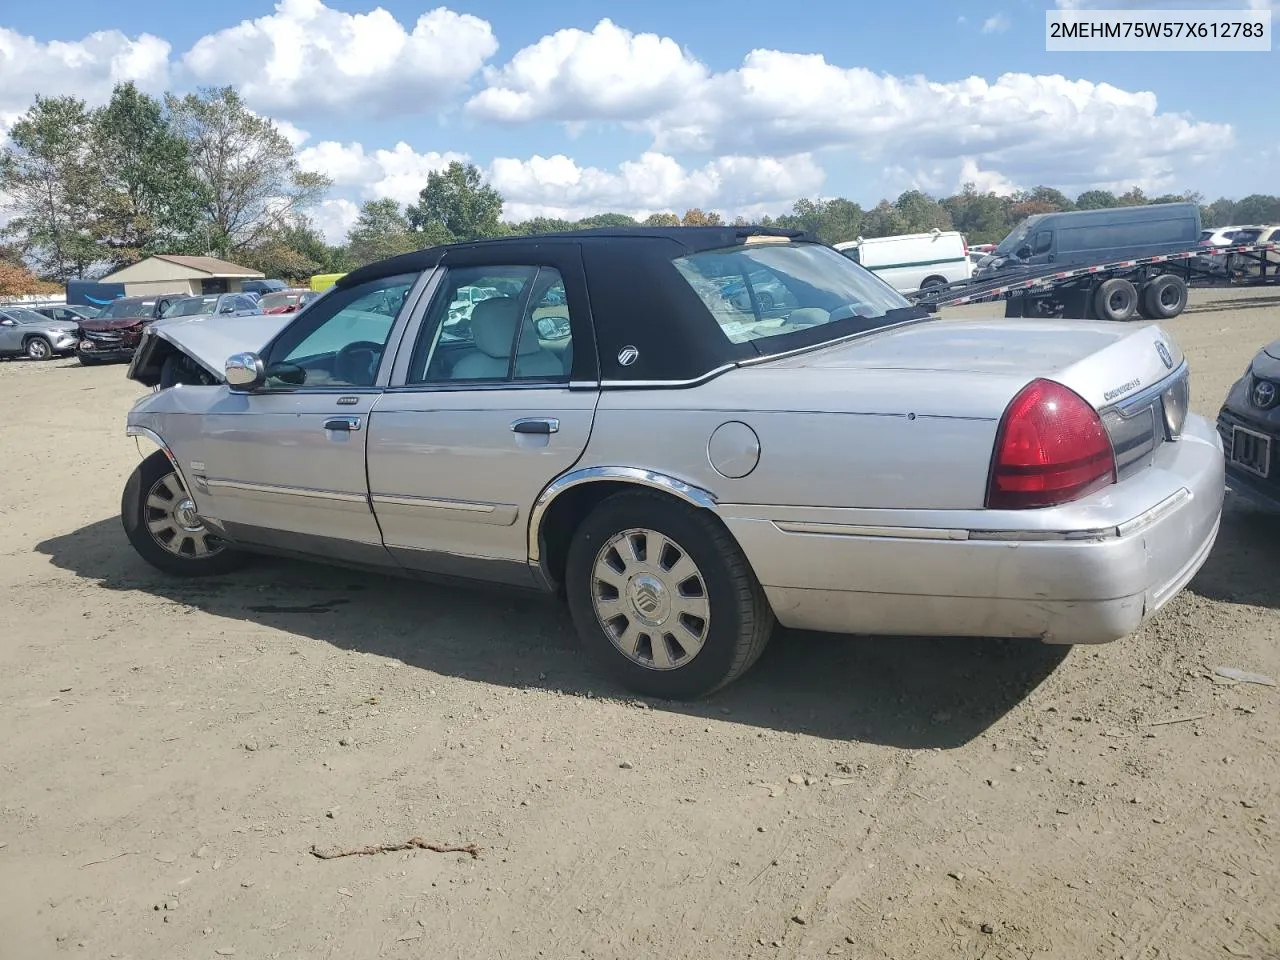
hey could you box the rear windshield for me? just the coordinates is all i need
[259,292,301,310]
[98,299,154,319]
[672,242,916,348]
[163,297,220,318]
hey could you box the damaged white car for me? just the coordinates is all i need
[121,227,1223,700]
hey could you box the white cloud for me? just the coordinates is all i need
[310,198,360,244]
[0,27,171,132]
[181,0,498,119]
[488,151,825,222]
[467,18,706,123]
[297,140,468,206]
[469,24,1231,197]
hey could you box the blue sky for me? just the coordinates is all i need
[1,0,1273,240]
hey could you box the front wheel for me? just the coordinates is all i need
[121,450,248,576]
[565,491,774,700]
[25,336,52,360]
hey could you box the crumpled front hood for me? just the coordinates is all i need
[140,312,293,380]
[81,317,144,332]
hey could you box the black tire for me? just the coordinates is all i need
[919,276,947,291]
[565,491,774,700]
[121,449,248,577]
[1140,274,1187,320]
[24,336,53,361]
[1093,278,1138,322]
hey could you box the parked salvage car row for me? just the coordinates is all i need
[117,226,1229,701]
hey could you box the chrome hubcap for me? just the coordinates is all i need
[590,528,710,671]
[144,472,223,559]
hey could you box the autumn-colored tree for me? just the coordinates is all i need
[681,208,723,226]
[0,258,60,296]
[643,212,681,227]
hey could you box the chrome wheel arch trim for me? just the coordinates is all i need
[527,466,719,567]
[126,424,194,496]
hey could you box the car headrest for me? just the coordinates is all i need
[470,296,542,359]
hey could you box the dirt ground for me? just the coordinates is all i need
[1,287,1277,960]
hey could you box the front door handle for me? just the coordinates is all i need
[511,417,559,435]
[324,417,362,432]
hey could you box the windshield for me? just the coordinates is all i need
[672,242,914,347]
[994,215,1046,256]
[3,307,49,324]
[163,297,219,318]
[98,299,153,319]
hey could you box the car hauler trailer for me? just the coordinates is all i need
[909,241,1278,321]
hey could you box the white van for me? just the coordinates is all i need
[834,229,972,293]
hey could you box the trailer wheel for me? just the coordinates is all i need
[1093,278,1138,322]
[1140,274,1187,320]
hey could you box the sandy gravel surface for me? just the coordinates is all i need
[1,287,1277,960]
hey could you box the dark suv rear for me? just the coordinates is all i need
[77,294,182,365]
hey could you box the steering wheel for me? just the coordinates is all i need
[334,340,384,386]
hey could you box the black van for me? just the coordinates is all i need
[974,202,1201,279]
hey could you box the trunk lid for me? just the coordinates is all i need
[765,317,1184,411]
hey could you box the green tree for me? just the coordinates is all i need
[277,217,350,274]
[1026,186,1075,211]
[940,184,1012,244]
[860,200,909,238]
[344,198,422,266]
[510,216,575,236]
[0,94,100,281]
[643,212,681,227]
[406,161,505,242]
[238,236,321,283]
[1074,189,1118,210]
[574,212,638,229]
[1116,187,1148,206]
[166,86,330,257]
[1231,194,1280,224]
[774,197,863,245]
[894,190,952,232]
[89,82,205,270]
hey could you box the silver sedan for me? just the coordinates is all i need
[0,306,80,360]
[117,227,1223,700]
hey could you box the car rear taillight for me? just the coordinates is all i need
[986,379,1116,510]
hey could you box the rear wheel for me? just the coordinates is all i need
[1093,278,1138,322]
[565,491,773,700]
[121,450,248,577]
[1140,274,1187,320]
[919,275,947,291]
[24,336,52,360]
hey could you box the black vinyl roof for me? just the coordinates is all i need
[337,225,814,289]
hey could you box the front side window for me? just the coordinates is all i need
[4,308,47,324]
[408,265,573,384]
[263,273,417,388]
[164,297,219,318]
[671,242,912,347]
[1032,231,1053,255]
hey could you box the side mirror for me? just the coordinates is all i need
[535,316,571,340]
[0,318,16,327]
[1016,245,1032,259]
[225,352,265,390]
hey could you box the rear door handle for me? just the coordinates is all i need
[324,417,362,432]
[511,417,559,435]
